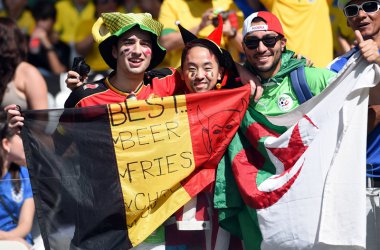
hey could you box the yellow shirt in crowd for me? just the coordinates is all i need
[261,0,333,67]
[54,0,95,44]
[329,4,355,56]
[0,9,35,35]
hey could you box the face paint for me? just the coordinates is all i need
[121,48,130,55]
[115,29,153,75]
[142,47,152,56]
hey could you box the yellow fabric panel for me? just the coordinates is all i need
[108,96,194,246]
[74,18,109,71]
[0,10,35,35]
[261,0,333,67]
[159,0,244,68]
[54,1,95,44]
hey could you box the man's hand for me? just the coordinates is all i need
[235,63,263,102]
[248,78,263,102]
[293,53,314,67]
[198,8,214,32]
[65,70,86,90]
[4,104,24,135]
[355,30,380,65]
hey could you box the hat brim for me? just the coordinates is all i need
[99,23,166,71]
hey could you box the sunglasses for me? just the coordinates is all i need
[344,1,380,17]
[243,35,282,50]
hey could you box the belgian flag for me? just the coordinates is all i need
[21,85,250,250]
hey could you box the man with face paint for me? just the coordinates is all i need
[241,11,336,116]
[63,12,180,108]
[328,1,380,249]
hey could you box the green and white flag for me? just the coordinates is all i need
[215,52,380,249]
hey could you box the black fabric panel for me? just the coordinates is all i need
[21,106,131,250]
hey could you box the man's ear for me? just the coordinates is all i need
[112,45,118,59]
[280,37,287,52]
[2,138,9,154]
[218,67,225,80]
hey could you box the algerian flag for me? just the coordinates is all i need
[215,52,380,249]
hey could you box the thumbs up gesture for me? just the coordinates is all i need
[355,30,380,65]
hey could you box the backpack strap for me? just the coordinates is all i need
[290,66,313,104]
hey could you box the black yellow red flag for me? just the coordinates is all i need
[21,85,250,249]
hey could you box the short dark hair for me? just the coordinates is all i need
[31,0,57,21]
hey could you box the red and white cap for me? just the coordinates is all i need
[242,11,284,38]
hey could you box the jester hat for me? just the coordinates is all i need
[92,12,166,70]
[178,15,238,89]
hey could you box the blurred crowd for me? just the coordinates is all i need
[0,0,356,86]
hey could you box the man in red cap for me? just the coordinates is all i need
[241,11,336,116]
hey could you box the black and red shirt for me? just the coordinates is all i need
[64,68,184,108]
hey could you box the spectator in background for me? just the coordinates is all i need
[330,0,356,57]
[122,0,162,19]
[122,0,139,13]
[28,0,70,76]
[0,123,35,249]
[138,0,162,20]
[0,17,48,111]
[158,0,244,68]
[233,0,265,18]
[74,0,122,73]
[257,0,334,67]
[0,0,35,35]
[54,0,94,59]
